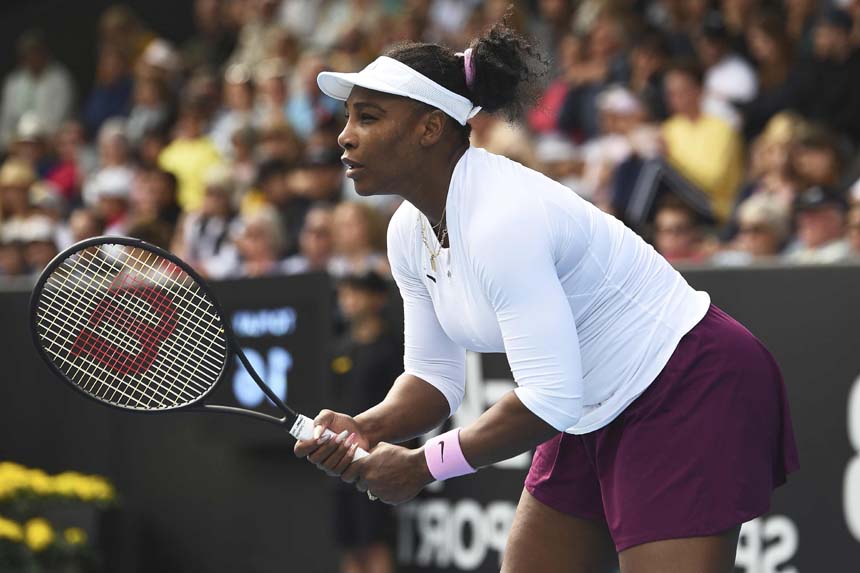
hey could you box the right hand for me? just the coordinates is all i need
[293,409,370,478]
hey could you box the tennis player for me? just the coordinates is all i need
[295,19,799,572]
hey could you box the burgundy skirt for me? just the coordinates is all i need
[524,304,799,552]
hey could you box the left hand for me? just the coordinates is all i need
[342,442,434,505]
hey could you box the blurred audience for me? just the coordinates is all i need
[1,0,860,286]
[784,185,852,263]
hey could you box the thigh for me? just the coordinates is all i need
[502,488,617,573]
[618,527,740,573]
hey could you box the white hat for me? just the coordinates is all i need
[597,86,642,116]
[89,167,134,201]
[317,56,481,126]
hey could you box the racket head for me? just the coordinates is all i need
[30,236,231,413]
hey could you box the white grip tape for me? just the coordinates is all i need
[290,414,369,459]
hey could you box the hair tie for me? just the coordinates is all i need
[463,48,476,91]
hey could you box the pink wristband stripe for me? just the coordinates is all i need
[424,428,476,481]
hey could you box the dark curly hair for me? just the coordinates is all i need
[383,11,547,141]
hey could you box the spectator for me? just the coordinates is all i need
[58,207,104,249]
[578,86,661,209]
[182,0,238,73]
[788,8,860,144]
[253,157,309,255]
[286,52,341,139]
[784,0,818,56]
[0,160,40,243]
[86,167,133,235]
[131,168,183,232]
[661,60,745,222]
[158,99,223,212]
[557,12,628,140]
[126,71,172,147]
[210,63,259,157]
[722,112,807,240]
[226,205,289,278]
[229,0,284,69]
[789,129,844,190]
[784,185,852,264]
[283,204,334,274]
[0,240,26,277]
[10,113,55,178]
[528,33,583,138]
[0,29,75,149]
[45,121,97,203]
[97,5,157,66]
[712,192,790,265]
[255,57,290,126]
[742,10,796,139]
[329,270,400,573]
[528,0,576,75]
[82,43,134,137]
[257,122,304,163]
[696,12,757,128]
[82,119,136,206]
[652,198,709,265]
[626,29,671,121]
[328,201,389,278]
[21,216,59,275]
[175,165,239,278]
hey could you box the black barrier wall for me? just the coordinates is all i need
[2,266,860,571]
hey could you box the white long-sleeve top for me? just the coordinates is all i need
[388,147,710,434]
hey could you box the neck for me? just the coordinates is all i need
[351,315,383,344]
[406,142,469,227]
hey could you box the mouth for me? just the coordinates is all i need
[341,157,365,178]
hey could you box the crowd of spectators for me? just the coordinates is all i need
[3,0,860,286]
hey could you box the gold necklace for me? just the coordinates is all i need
[419,209,448,272]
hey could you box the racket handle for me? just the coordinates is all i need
[290,414,369,459]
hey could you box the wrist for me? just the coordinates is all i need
[354,411,385,448]
[411,447,435,488]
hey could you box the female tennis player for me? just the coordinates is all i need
[295,18,799,572]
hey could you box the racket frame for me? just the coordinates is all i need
[29,235,301,430]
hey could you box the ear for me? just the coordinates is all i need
[417,109,448,148]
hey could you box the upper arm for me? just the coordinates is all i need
[471,200,584,431]
[387,211,466,415]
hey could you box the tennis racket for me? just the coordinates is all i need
[29,235,368,460]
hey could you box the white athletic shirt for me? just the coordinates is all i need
[388,147,711,434]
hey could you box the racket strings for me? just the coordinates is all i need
[39,249,210,408]
[40,247,221,408]
[36,244,228,410]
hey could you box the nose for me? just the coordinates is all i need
[337,117,357,151]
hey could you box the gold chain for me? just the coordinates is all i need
[419,208,448,272]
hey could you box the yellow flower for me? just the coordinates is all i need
[24,518,54,552]
[64,527,88,545]
[0,515,23,542]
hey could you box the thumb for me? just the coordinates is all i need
[312,409,337,439]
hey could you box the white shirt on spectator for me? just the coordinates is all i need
[388,147,710,434]
[1,62,75,147]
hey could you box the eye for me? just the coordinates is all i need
[359,114,377,123]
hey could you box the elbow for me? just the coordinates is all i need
[514,386,583,432]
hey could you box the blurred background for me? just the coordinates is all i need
[1,0,860,571]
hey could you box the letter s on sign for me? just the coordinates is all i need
[846,374,860,541]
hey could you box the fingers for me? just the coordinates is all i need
[309,431,359,476]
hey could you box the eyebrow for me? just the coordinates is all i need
[346,101,387,114]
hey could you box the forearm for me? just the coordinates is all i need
[457,391,559,469]
[355,373,451,446]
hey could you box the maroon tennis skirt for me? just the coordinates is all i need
[524,304,799,552]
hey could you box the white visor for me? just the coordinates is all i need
[317,56,481,126]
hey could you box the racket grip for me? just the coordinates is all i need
[290,414,369,459]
